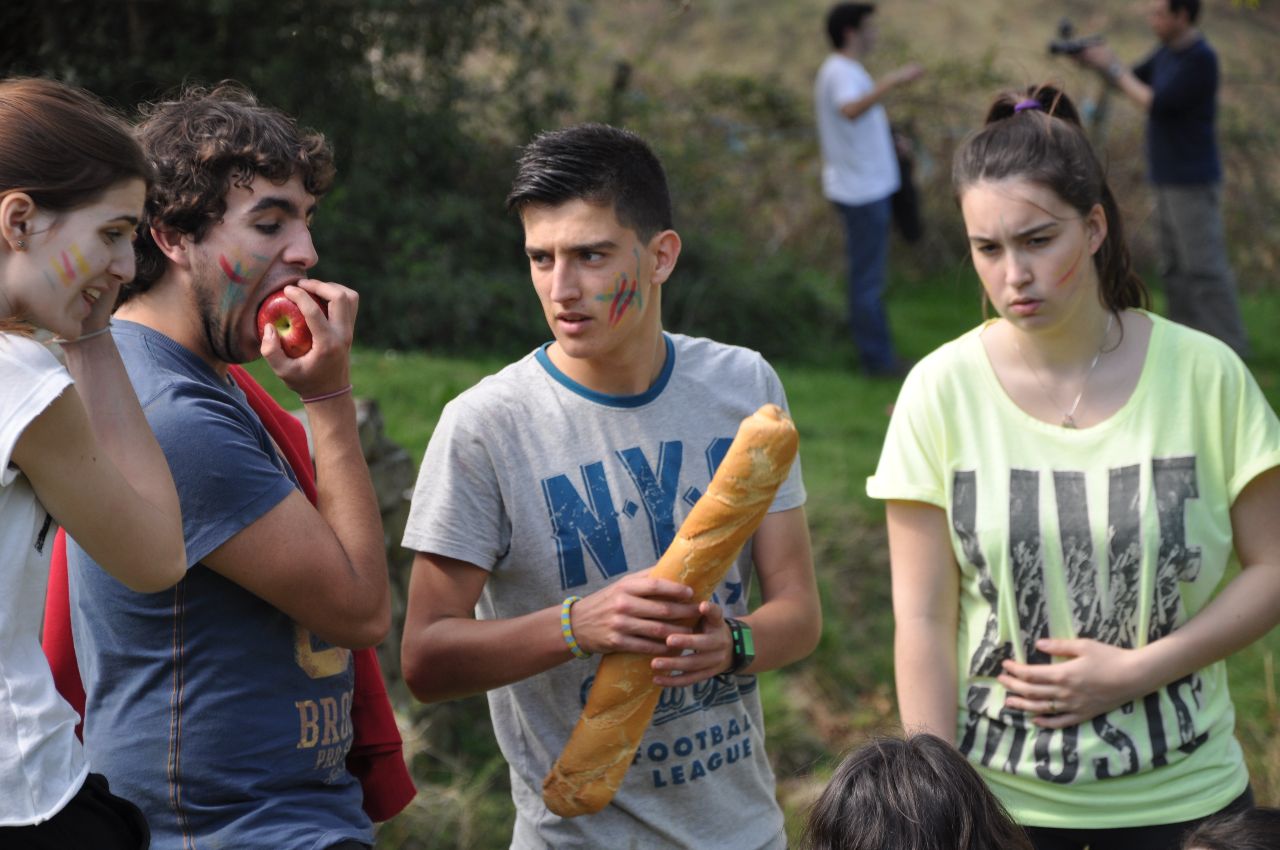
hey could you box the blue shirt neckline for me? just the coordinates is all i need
[534,334,676,409]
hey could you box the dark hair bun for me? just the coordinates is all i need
[985,85,1083,127]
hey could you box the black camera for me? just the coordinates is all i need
[1048,18,1103,55]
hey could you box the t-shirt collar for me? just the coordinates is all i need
[534,333,676,409]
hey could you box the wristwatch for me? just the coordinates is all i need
[725,618,755,675]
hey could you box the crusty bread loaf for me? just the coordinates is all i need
[542,403,799,818]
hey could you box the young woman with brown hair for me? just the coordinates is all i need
[0,77,184,848]
[868,84,1280,849]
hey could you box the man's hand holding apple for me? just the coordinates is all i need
[258,278,357,401]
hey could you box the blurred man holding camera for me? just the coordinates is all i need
[1076,0,1248,356]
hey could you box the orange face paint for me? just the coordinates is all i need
[1054,244,1087,288]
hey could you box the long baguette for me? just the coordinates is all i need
[542,403,799,818]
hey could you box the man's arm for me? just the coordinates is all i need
[654,506,820,685]
[838,63,925,121]
[1079,45,1153,110]
[400,553,703,703]
[202,280,389,649]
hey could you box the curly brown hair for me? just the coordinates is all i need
[124,81,335,302]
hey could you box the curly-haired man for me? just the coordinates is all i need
[64,83,391,850]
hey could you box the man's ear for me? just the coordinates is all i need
[0,192,38,252]
[648,229,682,287]
[149,225,193,269]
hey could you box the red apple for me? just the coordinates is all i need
[256,290,327,358]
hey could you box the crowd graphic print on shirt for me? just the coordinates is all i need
[953,458,1210,784]
[539,434,762,790]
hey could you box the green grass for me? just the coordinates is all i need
[244,275,1280,847]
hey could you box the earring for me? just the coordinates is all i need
[15,239,25,251]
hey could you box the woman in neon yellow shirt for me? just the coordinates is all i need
[867,84,1280,850]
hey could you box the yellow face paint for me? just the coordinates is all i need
[49,244,92,286]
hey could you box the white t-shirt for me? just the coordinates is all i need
[0,333,85,826]
[814,53,900,206]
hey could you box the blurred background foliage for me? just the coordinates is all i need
[2,0,559,355]
[4,0,1277,364]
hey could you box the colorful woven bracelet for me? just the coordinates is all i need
[560,595,591,659]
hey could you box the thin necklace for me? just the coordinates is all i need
[1013,313,1114,429]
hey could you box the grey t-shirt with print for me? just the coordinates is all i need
[403,333,805,850]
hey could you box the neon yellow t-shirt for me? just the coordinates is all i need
[867,311,1280,828]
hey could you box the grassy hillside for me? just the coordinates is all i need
[535,0,1280,287]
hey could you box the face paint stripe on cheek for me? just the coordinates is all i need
[607,276,626,325]
[598,274,625,325]
[615,277,638,325]
[70,244,91,276]
[52,251,76,285]
[1055,244,1087,288]
[219,280,248,314]
[218,254,249,285]
[616,277,645,326]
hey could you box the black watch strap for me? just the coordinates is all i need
[725,617,755,675]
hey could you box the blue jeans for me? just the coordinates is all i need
[834,197,896,372]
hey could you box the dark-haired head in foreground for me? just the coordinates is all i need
[803,733,1034,850]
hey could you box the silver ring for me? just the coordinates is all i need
[1049,699,1057,714]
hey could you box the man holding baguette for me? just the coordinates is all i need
[401,123,820,848]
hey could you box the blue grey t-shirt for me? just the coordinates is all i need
[68,320,372,850]
[403,333,804,850]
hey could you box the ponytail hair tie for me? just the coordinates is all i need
[1014,98,1043,114]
